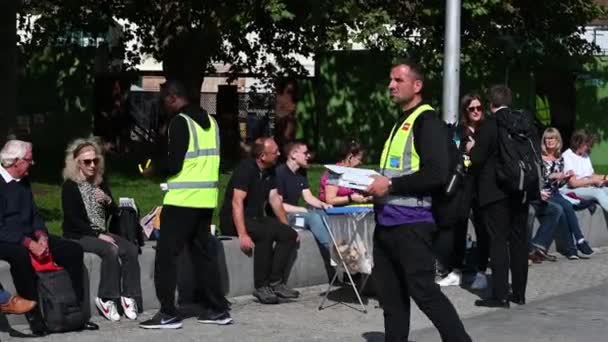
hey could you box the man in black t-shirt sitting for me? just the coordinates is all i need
[275,142,332,251]
[220,138,299,304]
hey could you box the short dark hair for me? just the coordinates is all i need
[284,140,307,157]
[275,77,299,101]
[339,138,363,160]
[251,137,269,158]
[488,84,512,107]
[570,129,595,151]
[391,57,425,82]
[159,80,189,101]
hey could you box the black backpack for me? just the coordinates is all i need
[37,270,88,333]
[495,109,542,202]
[109,207,145,251]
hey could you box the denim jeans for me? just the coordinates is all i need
[0,288,11,304]
[530,200,561,251]
[288,210,331,250]
[549,193,583,256]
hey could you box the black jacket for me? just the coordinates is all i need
[469,110,508,207]
[61,179,117,239]
[0,177,47,245]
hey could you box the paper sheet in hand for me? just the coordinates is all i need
[324,165,380,190]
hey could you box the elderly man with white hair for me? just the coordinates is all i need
[0,140,98,335]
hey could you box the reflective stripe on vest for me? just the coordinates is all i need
[163,114,220,208]
[378,104,434,208]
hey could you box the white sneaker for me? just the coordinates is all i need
[470,272,488,290]
[121,296,138,320]
[95,297,120,321]
[436,271,462,287]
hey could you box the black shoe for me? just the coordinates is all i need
[474,298,510,308]
[25,309,48,336]
[577,241,594,256]
[508,294,526,305]
[139,311,183,329]
[197,309,233,325]
[253,286,279,304]
[83,321,100,330]
[271,283,300,299]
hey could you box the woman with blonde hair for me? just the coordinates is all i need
[531,128,593,260]
[61,138,141,321]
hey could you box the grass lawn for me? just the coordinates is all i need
[33,164,325,236]
[32,162,608,236]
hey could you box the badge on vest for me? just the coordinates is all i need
[389,156,401,168]
[402,123,411,131]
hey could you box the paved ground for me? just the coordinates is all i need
[2,248,608,341]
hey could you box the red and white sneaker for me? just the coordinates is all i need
[121,296,138,320]
[95,297,120,321]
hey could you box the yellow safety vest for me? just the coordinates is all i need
[163,113,220,208]
[378,104,434,208]
[535,95,551,126]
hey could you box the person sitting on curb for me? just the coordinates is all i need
[220,137,299,305]
[276,141,333,251]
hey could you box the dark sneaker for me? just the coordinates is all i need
[198,309,233,325]
[577,241,594,256]
[271,283,300,299]
[253,286,279,304]
[139,311,183,329]
[566,254,580,260]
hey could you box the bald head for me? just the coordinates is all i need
[252,137,280,168]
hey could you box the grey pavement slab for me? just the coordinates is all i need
[2,248,608,341]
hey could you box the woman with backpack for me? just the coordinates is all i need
[436,93,490,290]
[61,138,142,322]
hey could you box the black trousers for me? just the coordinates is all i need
[76,233,141,300]
[481,198,529,301]
[245,217,297,289]
[154,205,228,316]
[373,222,471,342]
[0,235,85,302]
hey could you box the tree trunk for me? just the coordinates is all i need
[0,0,18,143]
[539,70,577,148]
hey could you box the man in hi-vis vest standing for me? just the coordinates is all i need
[140,81,231,329]
[367,59,471,342]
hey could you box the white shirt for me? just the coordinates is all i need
[0,165,20,183]
[562,148,594,179]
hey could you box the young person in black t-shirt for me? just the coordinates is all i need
[220,138,299,304]
[275,142,332,251]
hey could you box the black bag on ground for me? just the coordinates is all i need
[37,270,88,333]
[110,206,145,250]
[495,109,542,201]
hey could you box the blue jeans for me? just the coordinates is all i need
[0,288,11,304]
[564,186,608,211]
[530,200,561,251]
[550,193,584,255]
[288,210,331,250]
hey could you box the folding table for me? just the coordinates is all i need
[318,205,375,313]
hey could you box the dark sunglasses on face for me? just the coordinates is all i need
[467,105,482,113]
[81,158,99,166]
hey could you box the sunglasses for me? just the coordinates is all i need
[467,105,482,113]
[80,158,99,166]
[20,157,35,165]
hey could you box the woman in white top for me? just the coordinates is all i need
[562,129,608,211]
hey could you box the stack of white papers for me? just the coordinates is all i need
[119,197,138,213]
[324,165,380,190]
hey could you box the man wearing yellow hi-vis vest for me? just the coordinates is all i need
[366,59,471,342]
[140,81,231,330]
